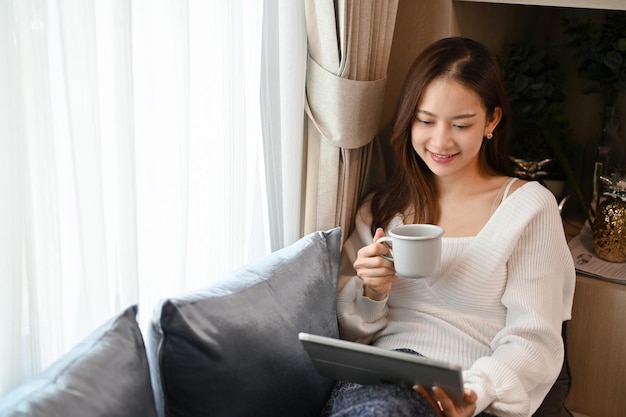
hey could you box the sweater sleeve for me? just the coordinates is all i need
[465,185,576,417]
[336,202,390,344]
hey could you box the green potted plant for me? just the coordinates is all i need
[501,42,590,223]
[563,12,626,208]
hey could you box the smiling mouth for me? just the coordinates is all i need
[430,151,458,160]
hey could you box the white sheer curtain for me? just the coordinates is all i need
[261,0,308,249]
[0,0,306,396]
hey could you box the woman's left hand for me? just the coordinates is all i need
[413,385,477,417]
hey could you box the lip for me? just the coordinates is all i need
[429,151,458,163]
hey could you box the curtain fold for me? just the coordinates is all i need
[303,0,398,237]
[305,56,387,149]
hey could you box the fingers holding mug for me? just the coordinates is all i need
[353,228,397,300]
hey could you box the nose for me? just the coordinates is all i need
[429,124,453,150]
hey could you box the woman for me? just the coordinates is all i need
[326,37,576,417]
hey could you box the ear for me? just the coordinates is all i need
[485,106,502,135]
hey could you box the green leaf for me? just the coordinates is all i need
[514,75,530,91]
[540,122,592,225]
[614,38,626,51]
[604,50,623,70]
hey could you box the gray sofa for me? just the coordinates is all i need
[0,228,341,417]
[0,227,572,417]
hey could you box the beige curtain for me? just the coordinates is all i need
[303,0,398,240]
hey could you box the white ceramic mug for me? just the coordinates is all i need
[377,224,444,279]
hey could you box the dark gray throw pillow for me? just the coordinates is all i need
[0,305,157,417]
[147,227,342,417]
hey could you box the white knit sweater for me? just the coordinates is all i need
[337,180,576,417]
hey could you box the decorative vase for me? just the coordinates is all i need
[591,175,626,262]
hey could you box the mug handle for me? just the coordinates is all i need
[376,236,394,262]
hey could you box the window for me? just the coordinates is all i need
[0,0,306,396]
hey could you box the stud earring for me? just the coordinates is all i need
[485,132,493,139]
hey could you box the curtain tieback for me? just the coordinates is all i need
[305,55,387,150]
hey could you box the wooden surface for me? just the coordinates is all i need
[566,275,626,417]
[453,0,626,11]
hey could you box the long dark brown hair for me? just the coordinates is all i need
[369,37,513,234]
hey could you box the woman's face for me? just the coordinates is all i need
[410,78,501,180]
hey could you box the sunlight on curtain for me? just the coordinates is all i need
[261,0,308,250]
[0,0,117,388]
[0,0,304,397]
[131,0,271,327]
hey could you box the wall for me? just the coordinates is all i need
[382,0,456,129]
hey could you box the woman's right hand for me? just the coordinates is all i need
[414,386,478,417]
[353,228,398,301]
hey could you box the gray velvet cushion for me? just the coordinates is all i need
[0,305,157,417]
[147,227,341,417]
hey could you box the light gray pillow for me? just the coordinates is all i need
[0,305,157,417]
[147,227,341,417]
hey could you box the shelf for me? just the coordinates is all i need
[453,0,626,11]
[567,275,626,417]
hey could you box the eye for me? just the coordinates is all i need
[417,118,433,125]
[453,124,470,129]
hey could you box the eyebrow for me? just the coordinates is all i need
[417,110,477,120]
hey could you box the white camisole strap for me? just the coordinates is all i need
[501,177,519,202]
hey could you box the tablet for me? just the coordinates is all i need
[298,332,465,405]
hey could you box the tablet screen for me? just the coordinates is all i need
[298,332,465,405]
